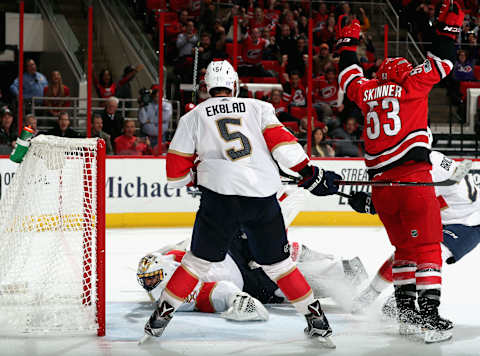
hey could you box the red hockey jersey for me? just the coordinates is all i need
[338,52,452,174]
[313,76,339,106]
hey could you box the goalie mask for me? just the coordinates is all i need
[205,60,239,97]
[377,57,413,85]
[136,253,178,292]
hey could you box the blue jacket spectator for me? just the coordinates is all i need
[453,50,476,82]
[10,59,48,100]
[138,88,172,147]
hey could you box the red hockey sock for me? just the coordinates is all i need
[276,266,314,314]
[378,255,394,283]
[164,265,199,305]
[416,243,442,291]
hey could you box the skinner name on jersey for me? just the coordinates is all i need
[363,84,402,102]
[205,102,246,117]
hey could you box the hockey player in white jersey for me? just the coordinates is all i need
[348,151,480,315]
[143,60,342,347]
[137,187,368,320]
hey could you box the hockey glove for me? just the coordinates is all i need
[298,166,341,196]
[436,0,464,40]
[336,19,361,54]
[348,192,376,215]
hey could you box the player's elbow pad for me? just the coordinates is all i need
[263,125,308,171]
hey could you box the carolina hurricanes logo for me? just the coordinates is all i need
[247,49,262,59]
[293,89,306,105]
[321,86,337,99]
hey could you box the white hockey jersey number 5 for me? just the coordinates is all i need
[366,98,401,139]
[216,118,252,160]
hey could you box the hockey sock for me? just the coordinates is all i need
[262,258,314,315]
[159,251,211,311]
[392,252,417,311]
[367,254,394,294]
[416,243,442,311]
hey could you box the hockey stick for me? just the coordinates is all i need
[192,44,200,105]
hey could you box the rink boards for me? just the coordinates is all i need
[1,157,479,228]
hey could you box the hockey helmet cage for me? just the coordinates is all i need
[377,57,413,85]
[136,253,178,292]
[205,60,239,97]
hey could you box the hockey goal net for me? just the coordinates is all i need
[0,135,106,336]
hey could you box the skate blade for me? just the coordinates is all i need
[313,335,336,349]
[424,330,452,344]
[138,334,151,345]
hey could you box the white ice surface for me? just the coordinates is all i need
[1,226,479,356]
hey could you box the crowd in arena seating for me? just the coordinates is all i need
[1,1,480,156]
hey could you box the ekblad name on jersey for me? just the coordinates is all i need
[339,52,453,175]
[430,151,480,226]
[166,97,308,197]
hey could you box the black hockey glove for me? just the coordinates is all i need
[348,192,376,215]
[298,166,341,197]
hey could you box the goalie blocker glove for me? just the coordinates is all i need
[436,0,464,40]
[298,165,341,196]
[348,192,376,215]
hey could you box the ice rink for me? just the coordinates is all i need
[1,226,479,356]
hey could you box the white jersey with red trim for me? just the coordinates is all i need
[430,151,480,226]
[167,96,308,197]
[338,53,453,174]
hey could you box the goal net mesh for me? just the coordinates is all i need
[0,135,101,335]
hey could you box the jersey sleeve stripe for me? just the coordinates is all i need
[166,151,195,187]
[338,64,364,92]
[263,125,297,151]
[427,52,453,79]
[195,282,217,313]
[262,124,283,133]
[168,149,195,157]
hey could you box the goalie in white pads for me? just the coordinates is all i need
[348,151,479,341]
[137,187,368,321]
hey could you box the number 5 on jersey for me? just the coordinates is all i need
[216,118,252,160]
[366,98,401,139]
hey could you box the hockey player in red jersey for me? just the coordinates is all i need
[336,0,464,342]
[142,60,342,348]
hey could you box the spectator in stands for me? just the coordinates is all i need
[197,33,214,71]
[10,59,48,104]
[100,96,124,142]
[0,108,17,154]
[115,65,137,107]
[93,64,143,100]
[305,128,335,158]
[314,43,334,76]
[317,14,336,48]
[238,28,272,77]
[91,113,113,155]
[286,36,308,76]
[24,113,39,137]
[282,70,306,107]
[46,112,79,138]
[43,70,71,117]
[262,32,281,60]
[330,117,362,157]
[250,7,271,35]
[138,86,173,146]
[356,7,370,32]
[114,120,152,155]
[176,21,198,58]
[276,24,297,60]
[453,50,476,82]
[313,67,342,129]
[269,88,299,124]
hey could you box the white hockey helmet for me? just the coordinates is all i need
[204,60,239,97]
[136,252,179,292]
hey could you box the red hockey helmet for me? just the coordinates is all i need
[376,57,413,85]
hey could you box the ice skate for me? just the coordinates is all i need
[304,300,336,349]
[419,298,453,344]
[381,293,397,320]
